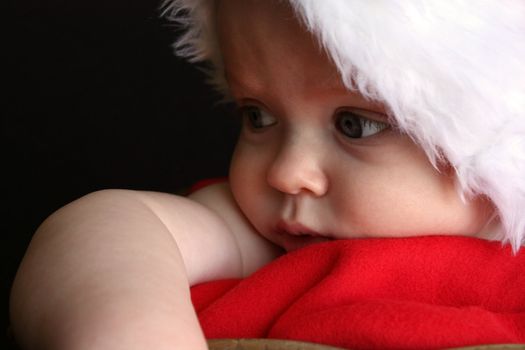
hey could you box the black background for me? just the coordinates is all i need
[6,1,238,346]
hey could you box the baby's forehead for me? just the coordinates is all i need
[217,1,362,101]
[216,0,315,57]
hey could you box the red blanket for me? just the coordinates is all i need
[191,236,525,349]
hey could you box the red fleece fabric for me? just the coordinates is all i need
[190,236,525,349]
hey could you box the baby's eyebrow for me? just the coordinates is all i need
[224,70,263,96]
[225,69,388,115]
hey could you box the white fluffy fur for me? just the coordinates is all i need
[162,0,525,251]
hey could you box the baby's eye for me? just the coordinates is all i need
[240,106,277,130]
[335,109,389,139]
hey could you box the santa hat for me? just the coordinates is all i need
[162,0,525,251]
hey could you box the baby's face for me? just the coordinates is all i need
[218,0,494,252]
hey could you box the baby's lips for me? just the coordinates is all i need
[275,220,323,237]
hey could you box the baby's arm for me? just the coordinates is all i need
[10,184,279,350]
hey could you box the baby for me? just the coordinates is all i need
[10,0,525,349]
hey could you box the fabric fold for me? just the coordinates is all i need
[191,236,525,349]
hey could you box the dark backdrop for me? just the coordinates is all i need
[5,1,238,346]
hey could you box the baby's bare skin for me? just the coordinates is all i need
[10,188,276,349]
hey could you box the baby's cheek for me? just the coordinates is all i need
[331,166,446,236]
[435,195,495,237]
[329,177,386,234]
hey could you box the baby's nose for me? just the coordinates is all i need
[266,138,328,197]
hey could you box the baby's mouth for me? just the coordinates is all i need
[275,221,333,252]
